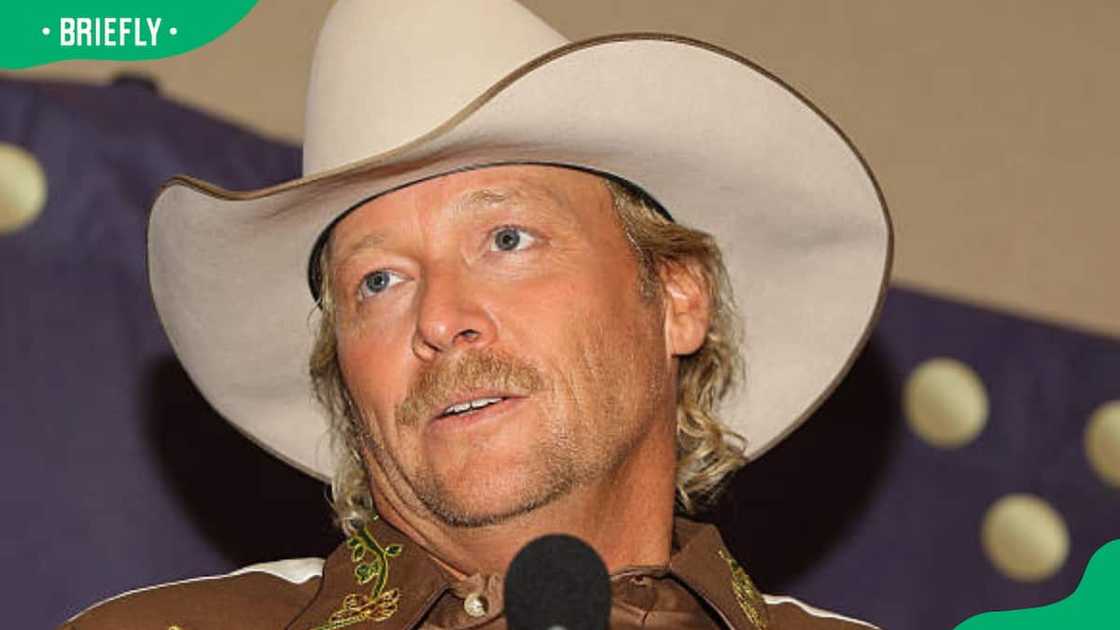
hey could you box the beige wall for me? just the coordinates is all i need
[10,0,1119,338]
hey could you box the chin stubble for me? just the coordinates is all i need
[361,332,660,529]
[380,349,574,528]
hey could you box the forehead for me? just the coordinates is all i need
[327,165,614,255]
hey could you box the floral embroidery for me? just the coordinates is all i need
[312,517,404,629]
[717,548,769,629]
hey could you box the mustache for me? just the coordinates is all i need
[395,349,546,427]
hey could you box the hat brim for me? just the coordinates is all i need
[149,34,892,481]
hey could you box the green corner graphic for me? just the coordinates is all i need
[955,539,1120,629]
[2,1,258,69]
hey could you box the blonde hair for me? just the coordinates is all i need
[309,174,746,535]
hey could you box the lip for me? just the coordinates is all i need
[430,390,520,421]
[427,394,526,434]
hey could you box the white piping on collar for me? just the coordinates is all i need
[228,557,326,583]
[64,557,325,623]
[763,594,880,629]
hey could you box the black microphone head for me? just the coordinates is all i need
[504,534,611,630]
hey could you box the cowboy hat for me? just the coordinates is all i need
[148,0,892,480]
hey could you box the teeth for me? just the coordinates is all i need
[470,397,502,409]
[444,397,503,416]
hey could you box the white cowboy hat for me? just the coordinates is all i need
[148,0,892,480]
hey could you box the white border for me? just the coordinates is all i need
[65,557,325,623]
[763,594,880,628]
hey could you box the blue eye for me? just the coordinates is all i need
[491,226,535,252]
[358,269,402,300]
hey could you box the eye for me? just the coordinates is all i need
[490,226,536,252]
[357,269,403,300]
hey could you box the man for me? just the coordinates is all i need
[64,0,891,628]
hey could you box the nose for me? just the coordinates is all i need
[411,267,497,361]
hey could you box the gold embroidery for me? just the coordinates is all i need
[312,516,404,629]
[717,548,769,629]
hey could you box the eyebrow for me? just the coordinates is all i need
[455,188,522,212]
[456,181,568,215]
[334,233,385,269]
[333,182,566,267]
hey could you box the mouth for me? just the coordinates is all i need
[429,392,524,429]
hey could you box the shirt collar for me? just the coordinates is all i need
[289,514,449,629]
[291,514,769,629]
[670,518,771,629]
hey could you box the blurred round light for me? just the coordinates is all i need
[904,357,989,448]
[1085,400,1120,488]
[0,143,47,234]
[981,494,1069,582]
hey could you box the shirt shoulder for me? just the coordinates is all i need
[763,594,880,629]
[60,558,325,630]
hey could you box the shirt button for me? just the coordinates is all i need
[464,592,488,618]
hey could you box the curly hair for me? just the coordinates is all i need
[309,173,746,535]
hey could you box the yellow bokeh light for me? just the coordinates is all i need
[1085,400,1120,488]
[981,494,1070,582]
[0,143,48,234]
[904,357,989,448]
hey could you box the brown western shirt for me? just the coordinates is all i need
[62,517,878,629]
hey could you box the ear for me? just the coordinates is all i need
[659,259,712,357]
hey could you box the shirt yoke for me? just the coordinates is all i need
[61,558,325,630]
[764,594,880,629]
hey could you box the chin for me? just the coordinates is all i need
[415,462,575,529]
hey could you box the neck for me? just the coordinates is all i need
[372,419,678,577]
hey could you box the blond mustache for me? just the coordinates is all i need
[395,350,546,427]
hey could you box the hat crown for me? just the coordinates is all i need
[302,0,568,175]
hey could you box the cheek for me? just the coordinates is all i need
[522,269,661,389]
[335,321,414,432]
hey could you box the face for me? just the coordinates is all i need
[328,165,678,528]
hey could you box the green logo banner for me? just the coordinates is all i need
[955,539,1120,629]
[1,0,258,69]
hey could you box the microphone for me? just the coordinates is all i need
[504,534,611,630]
